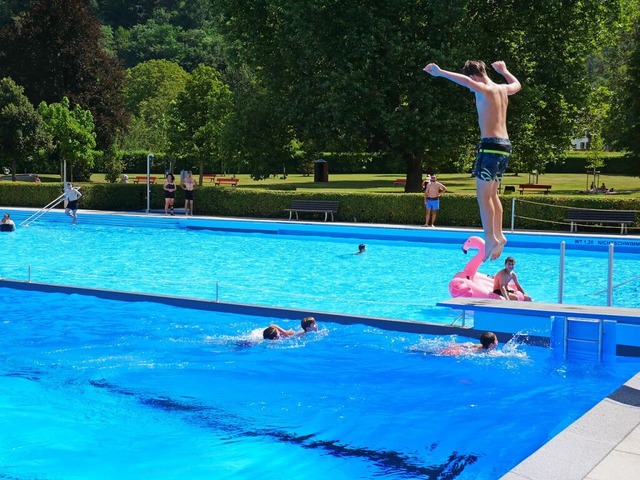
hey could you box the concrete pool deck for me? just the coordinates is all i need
[502,371,640,480]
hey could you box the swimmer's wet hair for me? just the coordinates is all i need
[301,317,316,331]
[263,326,278,340]
[462,60,487,77]
[358,244,366,252]
[480,332,497,349]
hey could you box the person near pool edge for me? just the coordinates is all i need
[164,173,177,215]
[63,182,82,225]
[1,212,16,231]
[181,170,196,215]
[423,59,521,261]
[423,174,448,227]
[493,256,532,301]
[263,317,319,340]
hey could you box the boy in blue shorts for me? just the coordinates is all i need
[423,60,521,261]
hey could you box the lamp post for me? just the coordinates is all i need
[146,153,154,213]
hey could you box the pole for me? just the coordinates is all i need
[607,243,614,306]
[510,197,516,233]
[146,153,154,213]
[558,241,565,304]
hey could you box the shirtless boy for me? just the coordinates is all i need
[493,256,532,301]
[424,60,521,261]
[182,171,196,215]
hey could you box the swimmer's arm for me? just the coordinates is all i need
[491,61,521,95]
[272,325,295,337]
[423,63,487,93]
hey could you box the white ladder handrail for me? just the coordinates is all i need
[20,193,66,227]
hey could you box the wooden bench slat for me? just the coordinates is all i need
[566,209,635,234]
[518,184,551,195]
[215,178,239,186]
[285,200,340,222]
[133,176,157,184]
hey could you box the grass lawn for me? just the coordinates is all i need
[31,171,640,197]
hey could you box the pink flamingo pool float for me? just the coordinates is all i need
[448,236,525,300]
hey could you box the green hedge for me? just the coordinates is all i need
[1,183,638,232]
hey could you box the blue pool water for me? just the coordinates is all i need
[1,287,639,479]
[2,222,640,323]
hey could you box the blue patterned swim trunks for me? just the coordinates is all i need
[472,137,512,182]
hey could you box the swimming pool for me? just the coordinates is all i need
[2,287,639,479]
[2,217,640,324]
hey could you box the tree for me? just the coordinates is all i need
[217,0,623,188]
[616,8,640,167]
[0,77,50,180]
[38,97,101,182]
[168,65,232,182]
[122,59,189,152]
[217,0,474,191]
[0,0,128,150]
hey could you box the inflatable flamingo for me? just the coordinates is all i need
[448,236,524,300]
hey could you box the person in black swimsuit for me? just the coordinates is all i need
[164,173,176,215]
[1,212,16,232]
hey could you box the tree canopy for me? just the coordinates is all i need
[168,65,232,180]
[0,0,128,150]
[38,97,100,182]
[0,77,50,179]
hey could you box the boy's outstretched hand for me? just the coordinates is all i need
[423,63,441,76]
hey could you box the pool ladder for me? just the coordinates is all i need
[562,317,604,362]
[20,193,65,227]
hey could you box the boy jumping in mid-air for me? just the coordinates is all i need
[423,60,521,261]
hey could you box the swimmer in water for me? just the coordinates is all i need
[263,317,319,340]
[439,332,499,356]
[355,244,366,254]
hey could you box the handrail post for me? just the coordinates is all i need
[146,153,154,213]
[510,197,516,233]
[558,241,565,304]
[607,243,614,306]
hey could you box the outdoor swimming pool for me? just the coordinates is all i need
[2,219,640,323]
[2,287,639,479]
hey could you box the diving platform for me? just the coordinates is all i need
[437,298,640,358]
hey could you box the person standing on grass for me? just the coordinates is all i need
[423,60,521,261]
[423,174,447,227]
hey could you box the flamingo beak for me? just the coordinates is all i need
[462,247,469,254]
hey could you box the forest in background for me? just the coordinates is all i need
[0,0,639,191]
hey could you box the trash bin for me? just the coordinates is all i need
[314,159,328,183]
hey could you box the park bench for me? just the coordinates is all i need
[215,177,239,186]
[518,184,551,195]
[285,200,340,222]
[203,174,217,182]
[393,178,406,187]
[133,176,157,184]
[566,209,636,235]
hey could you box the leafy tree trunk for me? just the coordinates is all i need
[404,152,423,193]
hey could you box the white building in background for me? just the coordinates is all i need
[571,136,590,150]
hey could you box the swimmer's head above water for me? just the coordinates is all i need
[301,316,318,332]
[480,332,498,350]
